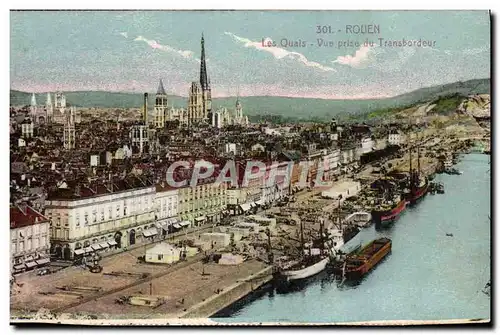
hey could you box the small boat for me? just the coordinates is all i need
[482,280,491,296]
[344,211,372,228]
[446,233,454,237]
[343,238,392,280]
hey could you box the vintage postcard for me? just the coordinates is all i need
[9,10,491,325]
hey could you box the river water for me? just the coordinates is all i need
[212,153,491,324]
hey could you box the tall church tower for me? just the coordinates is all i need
[30,93,37,119]
[188,82,203,125]
[63,108,76,150]
[45,93,53,123]
[200,34,212,122]
[154,79,168,128]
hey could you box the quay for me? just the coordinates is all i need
[10,131,486,321]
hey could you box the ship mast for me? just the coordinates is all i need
[299,219,305,258]
[266,228,273,264]
[319,219,324,256]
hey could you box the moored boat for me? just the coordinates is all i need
[344,211,372,228]
[274,219,330,283]
[371,193,406,226]
[343,237,392,280]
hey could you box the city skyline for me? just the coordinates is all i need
[11,10,490,99]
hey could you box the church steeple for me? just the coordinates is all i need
[157,79,166,95]
[200,33,209,91]
[30,93,37,106]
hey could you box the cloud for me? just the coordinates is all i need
[224,32,335,72]
[133,35,195,59]
[332,45,376,69]
[462,46,489,55]
[120,32,128,39]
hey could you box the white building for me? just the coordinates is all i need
[388,131,406,146]
[11,204,51,274]
[155,183,180,237]
[20,119,34,139]
[44,177,156,260]
[130,124,148,154]
[322,148,341,179]
[361,137,375,154]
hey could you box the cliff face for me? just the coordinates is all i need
[457,94,490,118]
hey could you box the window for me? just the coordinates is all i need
[76,215,80,227]
[108,207,112,219]
[116,205,121,217]
[84,212,88,225]
[11,243,16,254]
[19,241,24,252]
[100,209,105,221]
[157,254,163,260]
[92,210,97,223]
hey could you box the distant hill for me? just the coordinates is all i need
[10,78,489,121]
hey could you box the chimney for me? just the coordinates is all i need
[108,173,113,192]
[143,93,148,125]
[51,162,56,171]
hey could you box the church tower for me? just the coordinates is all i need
[63,107,76,150]
[188,82,203,125]
[30,93,37,120]
[45,93,53,123]
[200,34,212,122]
[154,79,168,128]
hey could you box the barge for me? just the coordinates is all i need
[343,237,392,280]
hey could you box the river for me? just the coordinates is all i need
[212,153,491,324]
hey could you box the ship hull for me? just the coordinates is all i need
[344,238,392,280]
[371,199,406,226]
[406,180,430,205]
[277,257,329,282]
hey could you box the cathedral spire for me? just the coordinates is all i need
[200,33,209,90]
[30,93,37,106]
[157,79,166,95]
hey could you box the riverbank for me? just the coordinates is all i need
[212,153,491,324]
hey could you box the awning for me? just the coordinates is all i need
[256,199,265,205]
[240,203,251,212]
[195,216,206,222]
[143,227,158,238]
[91,243,103,251]
[169,217,179,224]
[107,240,117,246]
[25,255,34,262]
[180,221,191,227]
[74,249,85,255]
[99,242,110,249]
[250,202,257,207]
[173,223,181,229]
[35,258,50,265]
[13,264,26,270]
[84,247,93,253]
[26,261,38,268]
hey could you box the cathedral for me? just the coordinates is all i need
[29,91,81,125]
[150,34,247,129]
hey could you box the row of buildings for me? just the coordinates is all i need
[9,34,414,275]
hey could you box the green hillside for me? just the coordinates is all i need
[10,78,489,122]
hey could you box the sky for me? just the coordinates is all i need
[10,10,490,99]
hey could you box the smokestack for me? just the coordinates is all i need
[143,93,148,125]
